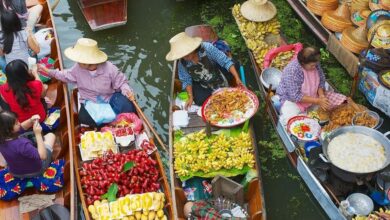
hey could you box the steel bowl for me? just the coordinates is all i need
[260,67,282,90]
[346,193,374,216]
[352,110,383,129]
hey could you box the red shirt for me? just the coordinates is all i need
[0,80,46,123]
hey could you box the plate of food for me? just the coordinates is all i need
[287,115,321,141]
[201,87,259,127]
[308,107,330,125]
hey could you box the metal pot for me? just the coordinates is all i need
[319,126,390,181]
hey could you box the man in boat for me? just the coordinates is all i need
[166,32,243,110]
[38,38,136,127]
[276,46,346,124]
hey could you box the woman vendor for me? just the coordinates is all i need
[38,38,136,127]
[276,46,346,124]
[166,32,242,110]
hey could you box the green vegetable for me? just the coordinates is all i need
[101,183,118,202]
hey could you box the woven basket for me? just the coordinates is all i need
[351,0,369,12]
[341,26,369,53]
[321,3,353,32]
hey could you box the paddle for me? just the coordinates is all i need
[130,99,168,152]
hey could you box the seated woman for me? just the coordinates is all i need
[0,111,55,178]
[38,38,136,127]
[0,10,40,66]
[276,47,346,124]
[166,32,242,110]
[0,59,46,124]
[0,0,43,31]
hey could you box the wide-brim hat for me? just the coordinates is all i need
[369,0,384,10]
[341,26,369,53]
[64,38,108,64]
[368,20,390,48]
[166,32,202,61]
[240,0,277,22]
[321,3,353,32]
[351,9,372,26]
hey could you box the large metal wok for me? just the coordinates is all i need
[320,126,390,182]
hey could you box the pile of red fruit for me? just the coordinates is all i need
[79,150,160,205]
[140,139,156,153]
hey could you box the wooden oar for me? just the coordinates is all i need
[131,100,168,152]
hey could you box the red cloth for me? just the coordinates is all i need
[0,81,46,123]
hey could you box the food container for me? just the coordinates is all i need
[304,141,321,157]
[346,193,374,216]
[287,115,321,146]
[260,67,282,90]
[352,110,383,129]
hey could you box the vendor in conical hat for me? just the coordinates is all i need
[38,38,136,127]
[166,32,242,110]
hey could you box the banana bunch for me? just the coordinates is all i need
[232,4,281,68]
[88,192,167,220]
[270,51,295,70]
[174,130,255,177]
[353,208,390,220]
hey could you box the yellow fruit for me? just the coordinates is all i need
[160,215,167,220]
[93,200,101,207]
[143,210,149,216]
[122,217,129,220]
[148,211,156,220]
[101,199,108,203]
[157,210,164,218]
[129,216,136,220]
[135,211,142,220]
[91,213,98,220]
[88,205,96,214]
[141,214,148,220]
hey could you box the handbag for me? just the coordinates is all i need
[84,100,116,125]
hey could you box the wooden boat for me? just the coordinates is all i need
[70,89,174,219]
[233,10,387,219]
[77,0,127,31]
[168,25,266,220]
[0,0,75,219]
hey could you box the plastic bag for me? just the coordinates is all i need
[240,169,258,192]
[84,101,116,126]
[34,28,54,59]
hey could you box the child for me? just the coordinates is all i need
[0,59,46,123]
[0,111,55,178]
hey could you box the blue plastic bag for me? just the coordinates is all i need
[85,100,116,125]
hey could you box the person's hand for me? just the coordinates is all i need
[235,77,244,87]
[37,64,49,73]
[33,120,42,135]
[30,114,40,123]
[317,97,330,110]
[185,96,193,110]
[125,91,135,101]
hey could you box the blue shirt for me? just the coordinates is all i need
[178,42,234,90]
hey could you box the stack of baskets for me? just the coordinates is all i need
[341,26,369,53]
[351,0,369,12]
[307,0,338,16]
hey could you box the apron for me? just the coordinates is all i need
[182,46,228,90]
[297,68,320,112]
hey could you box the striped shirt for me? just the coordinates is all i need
[178,42,234,90]
[276,59,325,103]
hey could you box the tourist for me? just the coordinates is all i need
[0,10,40,66]
[0,0,43,31]
[0,59,46,124]
[0,111,55,178]
[38,38,136,127]
[276,46,346,124]
[166,32,242,110]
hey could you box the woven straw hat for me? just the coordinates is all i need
[321,3,353,32]
[369,0,384,10]
[64,38,108,64]
[341,26,369,53]
[166,32,202,61]
[368,20,390,48]
[351,9,372,26]
[307,0,338,16]
[240,0,277,22]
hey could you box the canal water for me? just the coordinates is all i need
[52,0,328,219]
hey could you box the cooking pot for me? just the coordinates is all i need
[319,126,390,181]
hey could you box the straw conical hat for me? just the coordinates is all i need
[307,0,338,16]
[381,0,390,9]
[321,3,353,32]
[166,32,202,61]
[369,0,384,10]
[351,9,372,26]
[368,20,390,49]
[64,38,108,64]
[351,0,369,12]
[240,0,277,22]
[341,26,369,53]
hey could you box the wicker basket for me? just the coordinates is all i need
[321,3,353,32]
[341,26,369,53]
[351,0,369,12]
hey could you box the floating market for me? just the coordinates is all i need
[0,0,389,219]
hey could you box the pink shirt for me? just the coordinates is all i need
[296,68,320,112]
[48,61,133,102]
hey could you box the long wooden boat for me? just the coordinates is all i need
[70,89,174,219]
[233,8,388,219]
[168,25,266,220]
[77,0,127,31]
[0,0,75,219]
